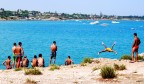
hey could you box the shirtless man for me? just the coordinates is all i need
[22,56,29,67]
[15,42,23,68]
[131,33,141,62]
[12,42,17,68]
[3,56,12,69]
[50,41,57,64]
[31,55,38,67]
[65,56,74,65]
[38,54,45,67]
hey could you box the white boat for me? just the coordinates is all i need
[90,21,99,25]
[112,21,120,24]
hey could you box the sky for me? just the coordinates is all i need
[0,0,144,16]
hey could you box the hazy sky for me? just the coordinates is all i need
[0,0,144,16]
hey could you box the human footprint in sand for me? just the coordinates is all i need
[98,42,117,55]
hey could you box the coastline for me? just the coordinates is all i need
[1,58,144,84]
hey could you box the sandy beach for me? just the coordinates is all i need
[0,58,144,84]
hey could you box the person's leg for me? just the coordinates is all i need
[54,58,56,64]
[102,42,107,48]
[16,58,20,68]
[50,58,52,64]
[98,50,107,55]
[50,52,53,64]
[135,49,138,62]
[111,42,116,49]
[131,47,135,62]
[112,50,117,54]
[53,52,56,64]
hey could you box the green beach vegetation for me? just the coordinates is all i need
[26,78,37,84]
[120,55,144,60]
[49,64,60,71]
[24,68,42,75]
[100,66,116,79]
[82,57,93,63]
[14,68,22,71]
[113,63,126,70]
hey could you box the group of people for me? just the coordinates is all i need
[2,33,141,69]
[2,41,73,70]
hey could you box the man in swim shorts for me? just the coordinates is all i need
[98,42,117,55]
[131,33,141,62]
[3,56,12,69]
[12,42,17,68]
[15,42,23,68]
[50,41,57,64]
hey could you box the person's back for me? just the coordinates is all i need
[134,37,141,46]
[3,56,12,69]
[50,41,57,64]
[66,59,72,65]
[22,56,29,67]
[5,59,11,67]
[51,44,57,52]
[32,58,38,67]
[38,54,44,67]
[12,43,17,54]
[65,56,73,65]
[15,46,22,55]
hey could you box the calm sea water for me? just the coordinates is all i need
[0,20,144,69]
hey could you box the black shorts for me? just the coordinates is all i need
[51,52,56,59]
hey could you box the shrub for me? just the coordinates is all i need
[138,56,144,60]
[100,66,116,79]
[120,55,131,60]
[113,63,119,70]
[82,57,93,63]
[80,63,87,66]
[26,78,37,84]
[119,64,126,70]
[114,64,126,70]
[120,55,144,61]
[25,68,42,75]
[49,65,60,71]
[14,68,22,71]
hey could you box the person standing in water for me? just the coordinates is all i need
[131,33,141,63]
[50,41,57,64]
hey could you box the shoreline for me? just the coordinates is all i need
[0,18,144,21]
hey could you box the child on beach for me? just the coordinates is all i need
[2,56,12,69]
[65,56,74,65]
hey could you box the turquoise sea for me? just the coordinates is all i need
[0,20,144,69]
